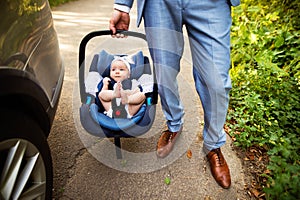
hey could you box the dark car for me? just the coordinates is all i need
[0,0,64,199]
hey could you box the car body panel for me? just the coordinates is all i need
[0,0,64,107]
[0,0,64,131]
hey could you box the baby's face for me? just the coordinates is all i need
[110,60,130,82]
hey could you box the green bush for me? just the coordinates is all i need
[228,0,300,199]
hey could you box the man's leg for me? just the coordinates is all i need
[143,0,185,157]
[183,0,232,188]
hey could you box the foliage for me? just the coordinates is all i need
[228,0,300,199]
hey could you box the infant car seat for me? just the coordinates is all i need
[79,30,157,158]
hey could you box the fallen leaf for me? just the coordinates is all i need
[259,192,266,198]
[250,148,258,153]
[250,188,261,198]
[204,196,212,200]
[246,152,255,161]
[187,149,192,159]
[247,191,252,197]
[249,154,255,161]
[164,177,171,185]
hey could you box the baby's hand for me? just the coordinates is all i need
[116,81,122,89]
[113,81,122,98]
[103,77,111,86]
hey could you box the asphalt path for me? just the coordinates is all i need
[49,0,247,199]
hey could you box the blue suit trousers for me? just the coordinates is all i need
[143,0,232,152]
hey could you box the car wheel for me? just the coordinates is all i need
[0,110,53,200]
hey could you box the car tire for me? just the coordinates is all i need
[0,109,53,200]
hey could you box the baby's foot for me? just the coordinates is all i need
[113,82,121,98]
[121,89,129,104]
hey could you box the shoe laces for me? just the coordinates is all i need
[212,148,225,165]
[160,131,172,141]
[157,131,171,147]
[168,132,177,143]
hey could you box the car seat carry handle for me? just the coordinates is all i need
[79,30,147,104]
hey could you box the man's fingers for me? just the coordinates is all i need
[109,14,117,35]
[109,9,130,38]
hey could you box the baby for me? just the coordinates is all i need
[98,56,146,118]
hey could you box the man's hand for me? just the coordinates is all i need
[109,9,130,35]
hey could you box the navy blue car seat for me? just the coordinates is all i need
[88,50,156,133]
[78,30,157,158]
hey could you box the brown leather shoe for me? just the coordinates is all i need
[207,148,231,189]
[156,127,182,158]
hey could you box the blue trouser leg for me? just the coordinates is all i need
[182,0,232,152]
[143,0,232,151]
[143,0,185,133]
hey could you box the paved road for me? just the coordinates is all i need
[49,0,246,199]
